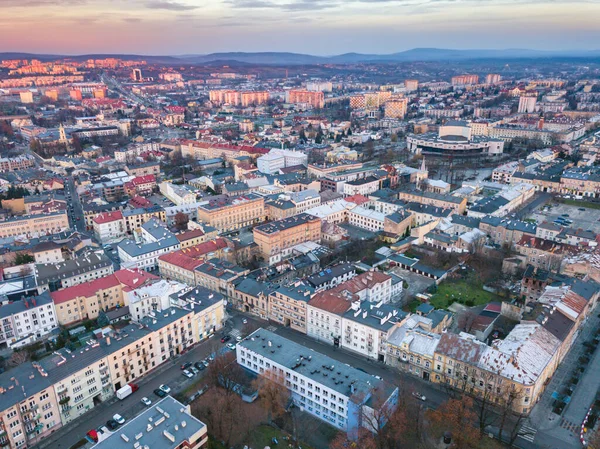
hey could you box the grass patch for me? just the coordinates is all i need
[561,199,600,210]
[429,280,501,309]
[249,425,313,449]
[407,299,421,313]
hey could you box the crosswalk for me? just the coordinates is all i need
[229,329,241,338]
[266,325,278,332]
[518,424,538,443]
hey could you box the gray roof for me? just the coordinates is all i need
[118,236,180,257]
[272,283,315,303]
[93,396,207,449]
[0,307,194,411]
[169,285,225,314]
[35,250,112,284]
[0,291,53,318]
[255,213,319,235]
[342,301,407,332]
[239,328,394,401]
[306,263,355,288]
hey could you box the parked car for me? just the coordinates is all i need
[190,366,199,375]
[236,336,243,342]
[181,362,192,370]
[154,388,166,398]
[141,397,152,406]
[183,369,193,378]
[202,360,209,367]
[242,318,248,324]
[220,335,231,343]
[412,392,426,401]
[226,343,236,351]
[159,384,171,394]
[194,362,206,371]
[113,414,125,425]
[106,419,119,431]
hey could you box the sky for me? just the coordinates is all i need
[1,0,600,55]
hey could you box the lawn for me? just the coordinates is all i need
[561,199,600,210]
[429,280,501,309]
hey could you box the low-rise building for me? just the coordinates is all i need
[0,292,58,349]
[268,283,315,333]
[197,194,265,232]
[93,210,126,243]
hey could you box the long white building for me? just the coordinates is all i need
[237,328,399,436]
[0,292,58,349]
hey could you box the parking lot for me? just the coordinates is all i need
[527,202,600,234]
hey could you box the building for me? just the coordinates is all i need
[232,277,274,319]
[257,149,308,175]
[93,397,208,449]
[268,283,315,333]
[92,210,126,243]
[0,293,58,349]
[0,211,69,239]
[49,269,158,325]
[485,74,502,85]
[132,68,142,81]
[286,90,325,109]
[384,98,408,119]
[124,278,187,322]
[306,263,356,291]
[197,194,265,232]
[405,80,419,91]
[159,182,197,206]
[341,300,407,361]
[170,286,226,340]
[518,95,538,113]
[194,258,249,300]
[237,328,399,435]
[253,213,322,265]
[343,176,380,196]
[307,291,350,345]
[117,224,180,271]
[407,121,504,158]
[35,251,114,293]
[347,206,385,232]
[451,74,479,86]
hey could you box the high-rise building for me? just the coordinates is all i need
[132,68,142,81]
[518,95,538,113]
[486,73,502,85]
[405,79,419,91]
[286,89,324,109]
[451,74,479,86]
[384,97,408,119]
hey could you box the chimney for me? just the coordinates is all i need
[106,336,111,346]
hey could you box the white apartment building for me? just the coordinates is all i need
[0,293,58,349]
[305,200,356,225]
[159,182,198,205]
[257,149,308,175]
[117,236,180,271]
[347,206,385,232]
[343,177,380,196]
[237,328,399,435]
[93,210,126,244]
[341,301,406,361]
[290,189,321,213]
[124,279,188,322]
[307,291,349,345]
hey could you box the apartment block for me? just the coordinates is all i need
[268,283,315,333]
[197,194,265,232]
[253,213,322,265]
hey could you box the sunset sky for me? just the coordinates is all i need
[1,0,599,55]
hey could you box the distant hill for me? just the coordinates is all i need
[2,48,600,66]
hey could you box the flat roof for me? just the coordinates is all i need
[93,396,206,449]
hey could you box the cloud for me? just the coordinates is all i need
[226,0,339,11]
[145,0,198,10]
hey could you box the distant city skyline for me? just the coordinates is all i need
[1,0,599,55]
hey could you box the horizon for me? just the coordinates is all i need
[1,46,600,58]
[1,0,600,55]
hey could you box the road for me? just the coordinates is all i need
[64,176,85,233]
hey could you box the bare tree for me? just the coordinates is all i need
[9,351,29,367]
[204,351,245,396]
[251,369,289,425]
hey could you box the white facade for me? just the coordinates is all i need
[290,189,321,213]
[124,279,188,322]
[0,295,58,349]
[93,214,126,244]
[347,206,385,232]
[518,96,537,113]
[307,305,343,345]
[159,182,198,205]
[257,149,308,175]
[117,238,180,271]
[343,179,380,196]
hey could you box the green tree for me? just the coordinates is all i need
[14,253,34,265]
